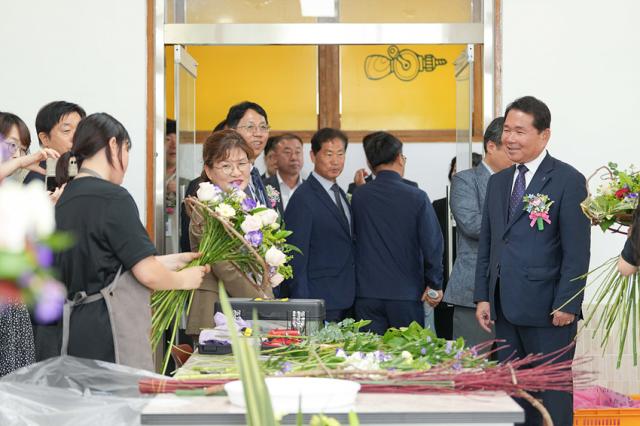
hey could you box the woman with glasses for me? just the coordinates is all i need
[0,112,59,184]
[184,129,274,341]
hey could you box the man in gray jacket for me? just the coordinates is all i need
[442,117,512,347]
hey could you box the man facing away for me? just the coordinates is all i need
[474,96,590,426]
[443,117,513,347]
[352,131,444,335]
[284,128,355,321]
[263,133,304,216]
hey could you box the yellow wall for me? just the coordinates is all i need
[165,45,317,131]
[341,44,464,130]
[166,44,464,132]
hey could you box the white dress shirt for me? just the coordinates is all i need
[312,171,351,228]
[511,149,548,191]
[277,171,303,210]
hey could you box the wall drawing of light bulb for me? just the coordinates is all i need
[364,45,447,82]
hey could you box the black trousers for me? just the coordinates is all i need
[495,288,576,426]
[354,298,423,335]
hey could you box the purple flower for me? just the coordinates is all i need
[244,230,263,247]
[452,362,462,371]
[241,198,257,212]
[627,192,638,199]
[36,245,54,268]
[280,361,292,373]
[34,281,66,324]
[455,350,463,360]
[445,341,453,354]
[420,347,427,356]
[470,347,478,357]
[17,272,35,289]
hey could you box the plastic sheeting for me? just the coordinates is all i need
[0,356,164,425]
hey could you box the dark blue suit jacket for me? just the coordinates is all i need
[283,173,356,310]
[352,171,444,301]
[474,153,591,327]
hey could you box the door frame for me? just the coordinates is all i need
[148,0,501,251]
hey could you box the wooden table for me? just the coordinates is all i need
[141,391,524,425]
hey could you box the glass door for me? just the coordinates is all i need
[165,45,198,254]
[454,44,474,173]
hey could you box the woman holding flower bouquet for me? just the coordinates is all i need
[183,130,275,339]
[34,113,208,370]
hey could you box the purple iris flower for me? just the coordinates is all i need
[452,362,462,371]
[34,281,66,324]
[36,245,54,268]
[241,198,257,212]
[280,361,292,373]
[244,231,263,247]
[455,350,463,360]
[420,347,427,356]
[445,341,453,354]
[627,192,638,199]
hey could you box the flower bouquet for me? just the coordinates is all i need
[580,162,640,233]
[564,163,640,367]
[0,181,69,323]
[151,182,299,373]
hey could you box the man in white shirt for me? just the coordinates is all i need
[263,133,304,215]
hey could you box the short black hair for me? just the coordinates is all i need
[362,131,402,169]
[504,96,551,133]
[226,101,268,129]
[212,119,226,132]
[483,117,504,153]
[448,153,483,181]
[35,101,86,145]
[310,128,348,154]
[264,136,278,156]
[166,118,176,135]
[472,152,482,167]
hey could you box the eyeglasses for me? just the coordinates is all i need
[236,124,271,134]
[214,161,252,176]
[0,139,28,156]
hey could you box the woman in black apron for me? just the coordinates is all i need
[34,113,208,371]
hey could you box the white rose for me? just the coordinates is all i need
[270,272,284,287]
[265,246,287,267]
[240,214,263,233]
[256,208,279,226]
[197,182,220,202]
[24,182,55,238]
[232,188,247,201]
[0,182,29,251]
[214,203,236,218]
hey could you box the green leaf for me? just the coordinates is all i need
[0,251,33,279]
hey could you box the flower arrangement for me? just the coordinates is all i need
[151,182,299,373]
[581,162,640,232]
[0,181,69,323]
[563,162,640,368]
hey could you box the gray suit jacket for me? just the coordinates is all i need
[443,163,491,308]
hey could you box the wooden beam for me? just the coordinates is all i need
[196,129,479,144]
[494,0,503,117]
[317,45,340,129]
[473,43,484,137]
[145,0,155,240]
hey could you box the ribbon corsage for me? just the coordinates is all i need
[523,193,553,231]
[265,185,281,209]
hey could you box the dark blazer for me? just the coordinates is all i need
[352,170,444,301]
[473,153,591,327]
[347,174,417,195]
[284,173,356,311]
[262,174,285,217]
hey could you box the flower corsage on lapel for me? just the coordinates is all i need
[265,185,281,209]
[523,193,553,231]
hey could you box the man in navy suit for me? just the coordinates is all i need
[352,131,444,334]
[284,128,355,321]
[474,96,590,425]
